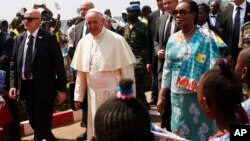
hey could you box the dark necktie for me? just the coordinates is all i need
[233,7,241,41]
[24,35,34,79]
[164,16,173,42]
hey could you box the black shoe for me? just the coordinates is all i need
[80,122,87,128]
[149,99,157,105]
[142,101,151,110]
[76,131,87,141]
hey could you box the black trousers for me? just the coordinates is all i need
[21,80,56,141]
[151,60,158,102]
[69,82,88,129]
[135,67,149,109]
[151,71,158,101]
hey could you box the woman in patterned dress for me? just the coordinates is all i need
[157,1,227,140]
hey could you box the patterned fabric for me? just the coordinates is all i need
[171,93,215,141]
[161,28,227,92]
[242,99,250,122]
[124,19,148,68]
[123,20,148,101]
[209,133,230,141]
[160,28,225,140]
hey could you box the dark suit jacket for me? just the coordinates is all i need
[74,20,88,48]
[10,28,66,101]
[0,31,8,56]
[154,13,178,73]
[147,10,161,65]
[220,2,250,54]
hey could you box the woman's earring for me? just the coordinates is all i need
[203,97,211,113]
[202,96,206,101]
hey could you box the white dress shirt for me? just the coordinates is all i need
[233,1,247,29]
[209,13,217,27]
[22,28,39,80]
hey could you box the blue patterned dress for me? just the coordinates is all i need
[161,28,227,141]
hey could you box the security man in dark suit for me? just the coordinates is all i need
[9,9,66,141]
[147,0,165,106]
[220,0,250,63]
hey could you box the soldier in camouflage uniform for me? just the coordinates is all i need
[239,21,250,48]
[123,4,149,108]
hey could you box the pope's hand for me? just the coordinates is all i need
[75,101,81,110]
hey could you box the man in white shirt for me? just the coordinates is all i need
[209,1,221,27]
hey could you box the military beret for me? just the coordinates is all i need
[126,4,140,11]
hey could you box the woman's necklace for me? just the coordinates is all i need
[179,25,196,43]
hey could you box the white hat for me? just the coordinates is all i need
[87,8,103,16]
[121,10,127,14]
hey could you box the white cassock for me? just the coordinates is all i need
[71,27,136,140]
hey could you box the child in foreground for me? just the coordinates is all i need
[90,79,154,141]
[197,58,249,141]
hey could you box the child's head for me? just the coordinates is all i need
[197,58,247,124]
[92,79,153,141]
[235,47,250,86]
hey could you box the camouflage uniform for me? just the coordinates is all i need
[239,21,250,48]
[123,20,149,107]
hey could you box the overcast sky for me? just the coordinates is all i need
[0,0,211,23]
[0,0,159,22]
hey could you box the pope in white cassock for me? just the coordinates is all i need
[71,8,136,140]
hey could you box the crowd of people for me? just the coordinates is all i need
[1,0,250,141]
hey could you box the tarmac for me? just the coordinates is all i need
[22,121,85,141]
[21,92,160,141]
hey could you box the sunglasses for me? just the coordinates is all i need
[172,9,193,17]
[23,17,39,22]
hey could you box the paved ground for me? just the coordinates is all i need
[22,92,160,141]
[22,121,85,141]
